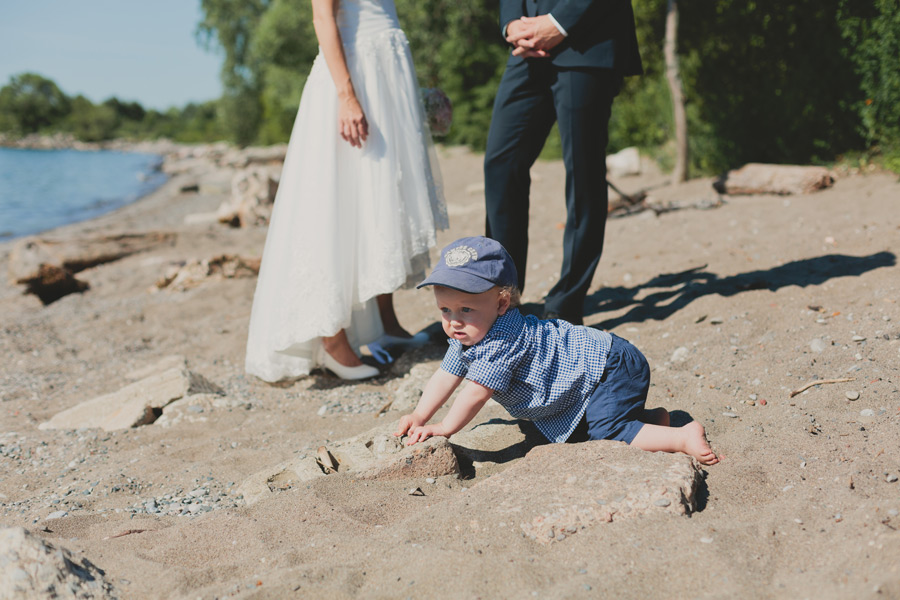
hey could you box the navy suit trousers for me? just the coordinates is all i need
[484,56,622,318]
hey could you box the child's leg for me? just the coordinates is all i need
[630,421,718,465]
[583,335,652,444]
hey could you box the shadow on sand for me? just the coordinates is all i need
[586,251,896,330]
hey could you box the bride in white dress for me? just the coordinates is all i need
[245,0,447,382]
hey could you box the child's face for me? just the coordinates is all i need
[434,285,510,346]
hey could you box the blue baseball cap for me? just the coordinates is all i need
[417,236,518,293]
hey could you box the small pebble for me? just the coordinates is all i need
[699,537,713,544]
[860,409,875,417]
[887,474,898,483]
[654,498,671,507]
[425,478,436,485]
[852,335,866,342]
[722,411,738,418]
[845,390,860,401]
[759,399,767,406]
[670,347,689,363]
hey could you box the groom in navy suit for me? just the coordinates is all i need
[484,0,642,324]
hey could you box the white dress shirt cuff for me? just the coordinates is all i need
[547,13,568,36]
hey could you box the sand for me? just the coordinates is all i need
[1,145,899,599]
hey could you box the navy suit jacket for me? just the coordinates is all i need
[500,0,642,73]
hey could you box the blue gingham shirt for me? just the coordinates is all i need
[440,308,612,443]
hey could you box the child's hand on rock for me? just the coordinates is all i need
[404,423,448,446]
[394,414,424,438]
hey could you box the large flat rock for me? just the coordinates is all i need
[238,422,459,505]
[459,441,702,544]
[39,365,222,432]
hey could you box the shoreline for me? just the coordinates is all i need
[0,132,185,155]
[0,143,176,242]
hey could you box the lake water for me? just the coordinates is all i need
[0,147,167,240]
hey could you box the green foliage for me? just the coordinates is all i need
[0,73,225,144]
[396,0,508,147]
[837,0,900,149]
[257,65,305,144]
[197,0,271,145]
[0,73,71,134]
[250,0,315,144]
[64,95,118,142]
[677,0,866,172]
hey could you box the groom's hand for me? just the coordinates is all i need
[507,15,565,58]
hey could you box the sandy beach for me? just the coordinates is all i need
[1,144,899,599]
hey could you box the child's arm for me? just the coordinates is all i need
[402,380,494,445]
[394,368,464,437]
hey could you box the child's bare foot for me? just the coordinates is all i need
[640,407,670,426]
[683,421,718,465]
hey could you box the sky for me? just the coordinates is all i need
[0,1,223,110]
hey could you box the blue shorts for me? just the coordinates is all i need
[579,334,650,444]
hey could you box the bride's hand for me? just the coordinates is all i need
[338,93,368,148]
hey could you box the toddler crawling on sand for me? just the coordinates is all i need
[395,236,718,465]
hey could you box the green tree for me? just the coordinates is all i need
[104,97,146,123]
[197,0,272,145]
[396,0,508,148]
[0,72,71,134]
[250,0,315,143]
[64,95,118,141]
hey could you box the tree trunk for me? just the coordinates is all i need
[665,0,689,183]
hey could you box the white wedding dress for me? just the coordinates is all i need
[245,0,447,382]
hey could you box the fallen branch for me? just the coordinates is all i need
[606,178,646,207]
[789,377,855,398]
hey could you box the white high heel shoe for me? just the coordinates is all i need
[319,346,379,381]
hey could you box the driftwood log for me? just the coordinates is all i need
[8,232,176,304]
[714,163,835,196]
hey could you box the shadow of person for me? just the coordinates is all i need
[586,251,896,329]
[668,409,694,427]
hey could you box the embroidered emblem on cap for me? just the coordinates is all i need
[444,246,478,267]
